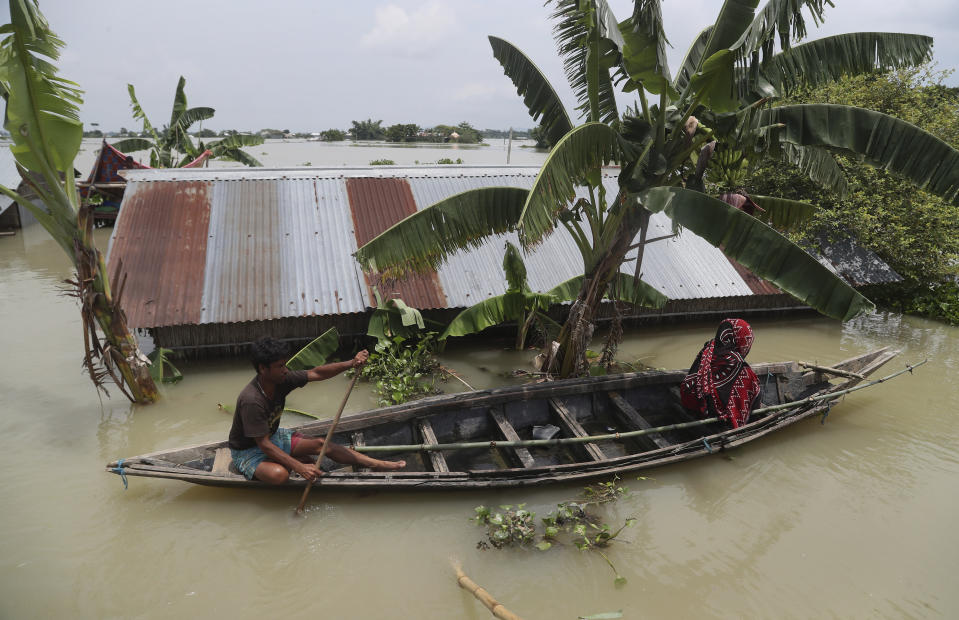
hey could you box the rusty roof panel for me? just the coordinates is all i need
[345,177,447,309]
[107,180,211,328]
[200,178,368,324]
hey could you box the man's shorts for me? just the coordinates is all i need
[230,428,304,480]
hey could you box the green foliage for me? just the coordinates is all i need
[352,333,442,406]
[147,347,183,384]
[366,292,427,352]
[471,479,634,586]
[432,121,484,143]
[435,157,463,165]
[745,66,959,294]
[529,125,551,149]
[114,77,263,167]
[441,241,559,349]
[354,0,951,376]
[869,282,959,325]
[351,118,385,140]
[286,328,339,371]
[369,158,395,166]
[320,129,346,141]
[385,123,420,142]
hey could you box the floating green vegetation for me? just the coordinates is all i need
[435,157,463,165]
[471,478,636,586]
[351,333,443,406]
[369,158,396,166]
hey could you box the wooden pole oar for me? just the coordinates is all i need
[295,375,358,514]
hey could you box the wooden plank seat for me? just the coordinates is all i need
[489,408,536,468]
[417,418,449,473]
[211,447,235,475]
[607,391,672,449]
[548,397,607,461]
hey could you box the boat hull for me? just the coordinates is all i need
[106,348,896,490]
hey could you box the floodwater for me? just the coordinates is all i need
[2,143,958,618]
[73,137,549,171]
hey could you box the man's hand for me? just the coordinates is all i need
[352,349,370,369]
[294,462,322,482]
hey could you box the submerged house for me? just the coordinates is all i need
[106,166,898,357]
[79,140,211,223]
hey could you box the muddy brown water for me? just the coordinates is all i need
[2,147,958,618]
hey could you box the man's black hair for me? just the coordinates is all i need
[250,337,290,372]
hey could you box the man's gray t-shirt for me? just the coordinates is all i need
[228,370,309,450]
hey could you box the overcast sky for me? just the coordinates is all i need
[6,1,959,132]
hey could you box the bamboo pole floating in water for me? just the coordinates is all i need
[352,362,926,454]
[452,561,523,620]
[295,375,357,514]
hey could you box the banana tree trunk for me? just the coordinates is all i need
[76,206,159,403]
[553,210,648,377]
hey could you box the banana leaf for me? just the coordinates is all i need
[751,194,816,231]
[440,291,551,340]
[354,187,529,277]
[616,1,675,98]
[672,26,712,93]
[286,327,340,371]
[550,0,620,124]
[147,347,183,384]
[764,104,959,205]
[488,36,573,147]
[757,32,933,96]
[518,122,624,247]
[549,272,667,309]
[639,186,874,321]
[367,296,426,352]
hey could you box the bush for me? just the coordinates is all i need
[369,159,395,166]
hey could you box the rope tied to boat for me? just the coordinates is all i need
[703,438,713,453]
[820,401,834,425]
[111,458,128,490]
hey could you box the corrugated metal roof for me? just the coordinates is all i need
[109,166,782,329]
[108,181,211,327]
[200,177,369,324]
[346,177,447,309]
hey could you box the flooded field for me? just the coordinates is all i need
[1,144,958,618]
[73,137,549,172]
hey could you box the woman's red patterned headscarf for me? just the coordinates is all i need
[680,319,761,428]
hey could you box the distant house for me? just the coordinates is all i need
[449,131,460,141]
[106,165,898,358]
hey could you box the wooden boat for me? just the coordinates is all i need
[107,348,900,490]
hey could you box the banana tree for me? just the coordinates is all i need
[442,241,666,351]
[441,242,560,350]
[113,76,264,167]
[0,0,158,403]
[357,0,957,378]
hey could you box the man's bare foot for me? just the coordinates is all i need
[371,459,406,471]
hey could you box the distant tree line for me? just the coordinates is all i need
[83,123,534,145]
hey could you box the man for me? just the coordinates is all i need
[229,337,405,484]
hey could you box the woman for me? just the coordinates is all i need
[680,318,762,428]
